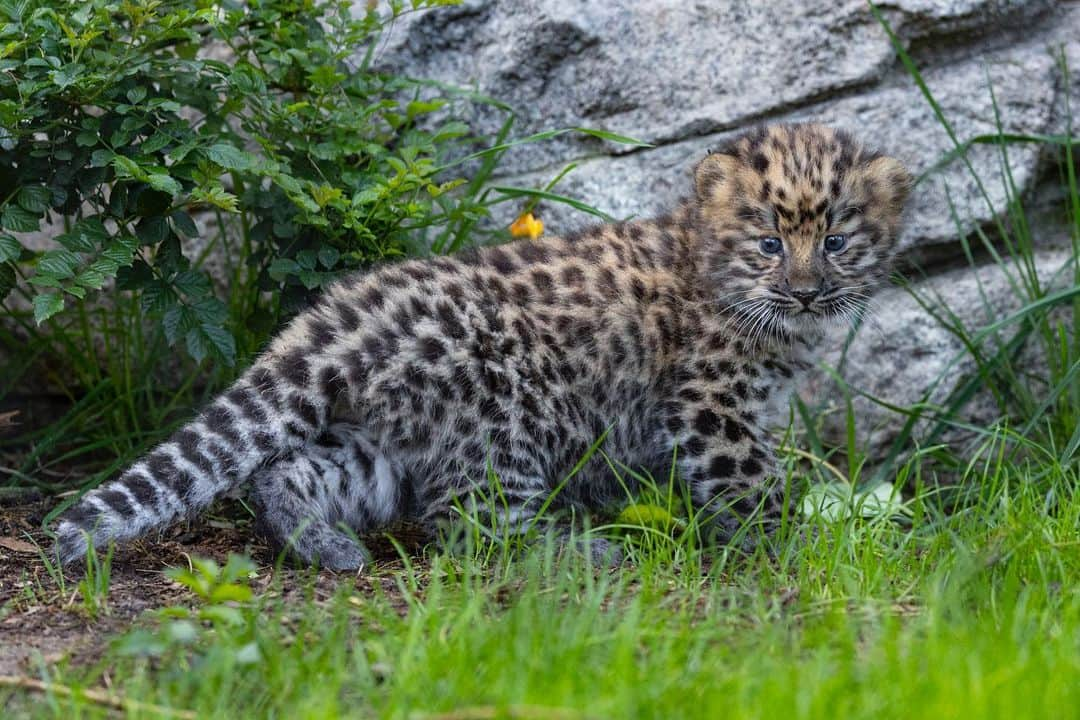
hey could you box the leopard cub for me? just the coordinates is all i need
[55,124,912,569]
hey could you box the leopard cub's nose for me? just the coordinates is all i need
[789,288,820,307]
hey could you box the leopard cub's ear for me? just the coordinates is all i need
[865,155,915,214]
[693,151,740,203]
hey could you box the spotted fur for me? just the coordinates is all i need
[54,124,912,569]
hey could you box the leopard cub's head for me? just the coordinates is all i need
[692,123,913,341]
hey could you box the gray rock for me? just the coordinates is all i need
[802,243,1076,460]
[488,43,1058,256]
[377,0,1055,175]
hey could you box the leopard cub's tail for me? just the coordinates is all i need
[54,361,332,564]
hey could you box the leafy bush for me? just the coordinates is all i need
[0,0,642,493]
[0,0,500,366]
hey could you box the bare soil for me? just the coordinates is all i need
[0,497,426,678]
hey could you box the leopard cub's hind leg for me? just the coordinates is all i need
[251,423,405,570]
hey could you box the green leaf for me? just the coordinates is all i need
[198,604,244,626]
[170,211,198,238]
[140,280,177,314]
[297,269,322,289]
[147,173,181,196]
[90,149,113,167]
[1,205,41,232]
[57,218,110,253]
[800,481,910,522]
[86,257,120,277]
[141,132,171,154]
[200,323,236,365]
[33,292,64,324]
[74,267,108,290]
[126,86,147,104]
[162,305,187,345]
[136,216,170,246]
[102,236,138,268]
[111,154,147,180]
[17,185,51,214]
[173,269,210,298]
[116,259,153,290]
[406,99,445,119]
[571,126,653,147]
[190,296,226,325]
[317,245,340,269]
[205,143,257,171]
[267,258,299,281]
[75,131,98,147]
[184,325,208,364]
[27,274,62,289]
[208,583,253,603]
[491,186,615,222]
[274,173,303,195]
[0,234,21,263]
[49,64,82,89]
[36,249,80,280]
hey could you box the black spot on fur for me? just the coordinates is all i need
[734,381,748,400]
[126,475,162,506]
[99,488,137,517]
[363,286,386,312]
[308,318,335,351]
[175,429,215,475]
[277,350,311,388]
[319,366,348,404]
[290,395,320,429]
[512,282,532,304]
[203,404,242,446]
[714,392,737,408]
[683,436,706,457]
[435,301,466,340]
[146,452,178,485]
[531,270,554,292]
[561,265,585,287]
[741,457,763,476]
[734,495,758,516]
[516,242,549,264]
[710,455,736,479]
[488,248,516,275]
[724,417,744,443]
[226,387,268,424]
[418,336,446,363]
[335,301,361,332]
[403,263,436,282]
[694,409,723,436]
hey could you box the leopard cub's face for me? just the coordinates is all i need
[693,123,913,341]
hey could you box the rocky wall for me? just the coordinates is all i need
[377,0,1080,456]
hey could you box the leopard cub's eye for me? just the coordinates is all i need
[824,234,847,253]
[759,237,783,255]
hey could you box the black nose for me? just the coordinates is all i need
[790,289,819,307]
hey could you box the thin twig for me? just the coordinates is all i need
[0,675,196,719]
[787,447,850,485]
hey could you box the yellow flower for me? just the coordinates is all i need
[509,211,544,240]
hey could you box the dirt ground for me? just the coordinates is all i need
[0,496,426,678]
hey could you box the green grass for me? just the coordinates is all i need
[6,444,1079,719]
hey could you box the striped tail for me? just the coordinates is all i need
[54,358,340,564]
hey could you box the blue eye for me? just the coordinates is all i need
[759,237,783,255]
[824,234,847,252]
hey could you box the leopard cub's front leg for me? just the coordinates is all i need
[661,373,790,546]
